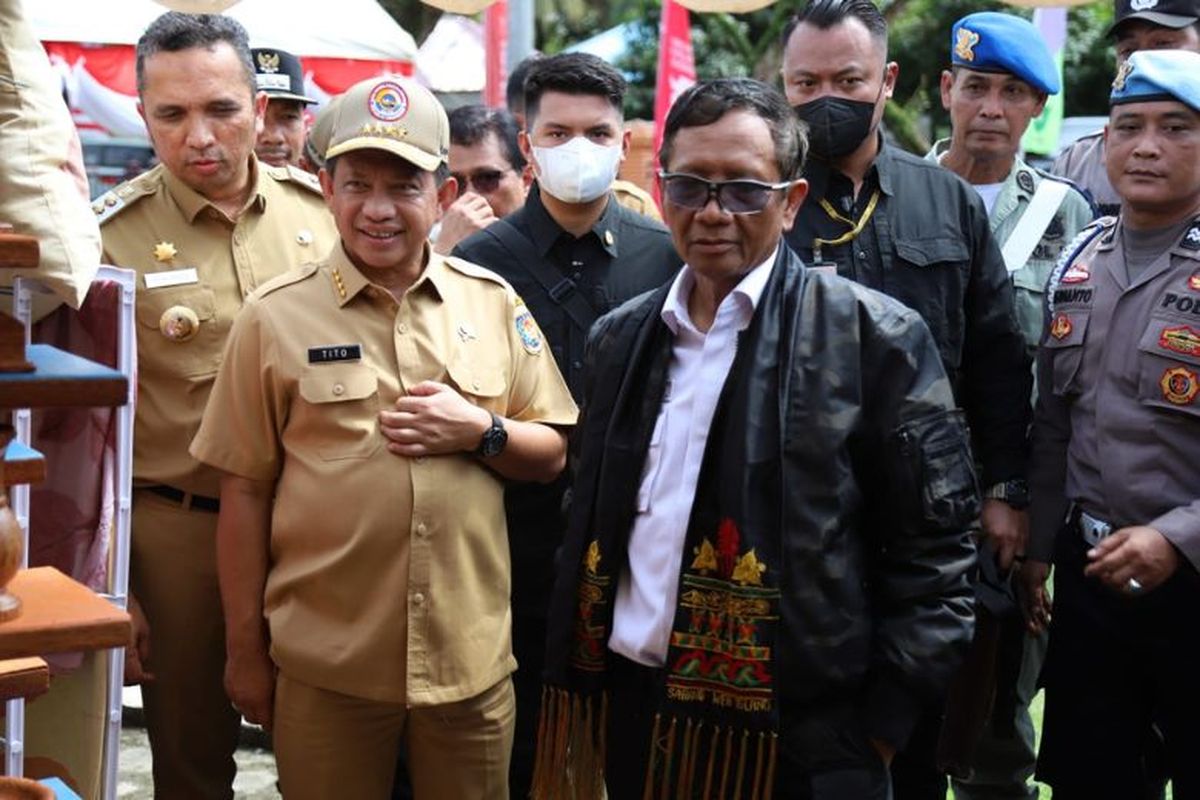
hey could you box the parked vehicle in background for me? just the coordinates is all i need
[80,131,157,200]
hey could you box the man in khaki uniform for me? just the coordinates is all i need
[97,12,335,799]
[191,75,577,800]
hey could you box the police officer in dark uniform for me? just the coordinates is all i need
[1052,0,1200,217]
[250,47,317,169]
[1025,50,1200,799]
[451,52,680,798]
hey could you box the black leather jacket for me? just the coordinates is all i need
[548,245,979,750]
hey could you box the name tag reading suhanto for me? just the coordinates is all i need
[307,344,363,364]
[144,268,199,290]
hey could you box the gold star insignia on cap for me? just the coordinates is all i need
[955,28,980,62]
[153,241,177,263]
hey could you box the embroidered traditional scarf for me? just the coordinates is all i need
[534,250,803,799]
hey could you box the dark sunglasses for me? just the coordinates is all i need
[658,171,795,215]
[452,168,511,196]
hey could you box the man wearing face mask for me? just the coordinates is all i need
[782,2,1032,797]
[451,50,681,798]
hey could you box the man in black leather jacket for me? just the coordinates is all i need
[532,77,978,800]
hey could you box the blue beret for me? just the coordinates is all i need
[1111,49,1200,113]
[950,12,1061,95]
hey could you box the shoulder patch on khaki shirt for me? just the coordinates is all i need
[271,164,323,195]
[254,262,321,300]
[93,176,156,226]
[443,256,511,290]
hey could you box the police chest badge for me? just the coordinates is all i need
[1050,313,1073,340]
[159,306,200,342]
[1188,271,1200,291]
[1159,326,1200,357]
[1061,261,1091,284]
[514,305,543,355]
[1161,366,1199,406]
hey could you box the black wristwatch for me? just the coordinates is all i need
[984,479,1030,510]
[474,412,508,458]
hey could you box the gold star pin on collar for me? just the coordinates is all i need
[153,241,178,263]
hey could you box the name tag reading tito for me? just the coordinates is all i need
[307,344,363,364]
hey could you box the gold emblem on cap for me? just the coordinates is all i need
[257,52,281,73]
[159,305,200,342]
[153,241,177,262]
[360,122,409,140]
[297,230,313,246]
[1113,60,1134,92]
[955,28,980,62]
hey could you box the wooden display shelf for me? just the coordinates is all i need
[2,441,45,487]
[0,657,48,702]
[0,568,129,660]
[0,346,126,409]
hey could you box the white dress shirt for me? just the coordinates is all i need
[608,247,778,667]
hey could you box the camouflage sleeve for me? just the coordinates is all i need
[862,303,979,749]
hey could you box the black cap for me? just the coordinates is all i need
[251,48,317,105]
[1109,0,1200,37]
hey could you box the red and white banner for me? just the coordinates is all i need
[653,0,696,198]
[43,41,412,139]
[483,1,509,108]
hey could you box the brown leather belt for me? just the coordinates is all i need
[143,484,220,513]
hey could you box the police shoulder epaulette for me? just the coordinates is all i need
[91,171,158,226]
[443,255,511,290]
[1046,220,1110,315]
[276,164,323,195]
[253,261,320,300]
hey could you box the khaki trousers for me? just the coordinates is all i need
[274,673,515,800]
[130,489,240,800]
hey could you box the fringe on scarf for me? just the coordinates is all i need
[530,687,778,800]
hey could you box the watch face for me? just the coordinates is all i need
[478,416,508,458]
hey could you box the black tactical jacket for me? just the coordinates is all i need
[787,143,1032,487]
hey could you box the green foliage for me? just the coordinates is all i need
[376,0,1117,151]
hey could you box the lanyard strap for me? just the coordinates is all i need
[813,189,881,261]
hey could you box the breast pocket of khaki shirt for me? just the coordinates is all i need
[1042,310,1090,397]
[446,351,508,414]
[1136,317,1200,418]
[135,286,220,378]
[298,364,383,460]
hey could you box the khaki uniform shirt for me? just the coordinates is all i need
[99,159,336,497]
[612,179,662,221]
[1052,131,1121,217]
[0,0,101,316]
[190,243,578,705]
[927,141,1095,354]
[1030,214,1200,569]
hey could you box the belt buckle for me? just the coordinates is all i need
[1079,511,1113,548]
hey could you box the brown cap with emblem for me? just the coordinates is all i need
[324,76,449,172]
[251,48,317,105]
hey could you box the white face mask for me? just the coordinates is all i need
[531,136,622,204]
